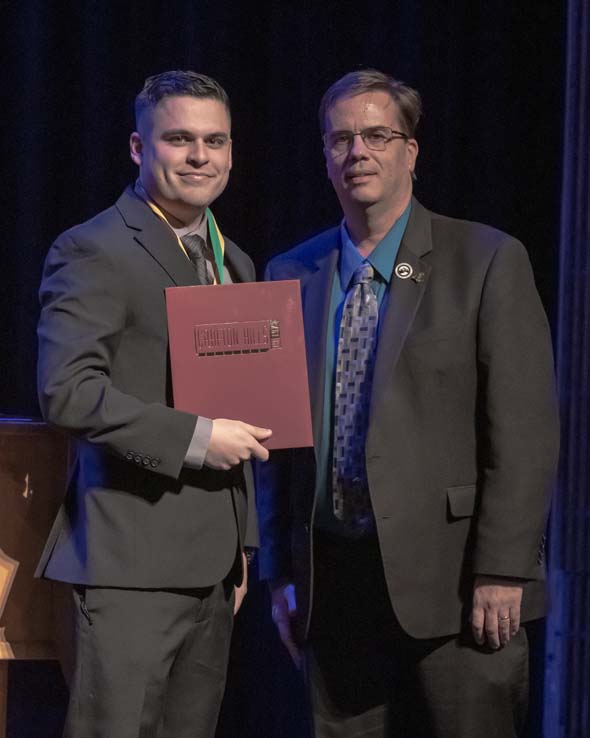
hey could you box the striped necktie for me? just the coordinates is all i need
[332,262,378,536]
[181,233,212,285]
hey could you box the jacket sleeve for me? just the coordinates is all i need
[473,237,560,579]
[242,461,260,548]
[254,257,297,581]
[37,231,197,480]
[255,448,294,581]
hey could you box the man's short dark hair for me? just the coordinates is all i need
[135,70,230,127]
[319,69,422,137]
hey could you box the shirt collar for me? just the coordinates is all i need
[339,201,412,291]
[173,214,208,243]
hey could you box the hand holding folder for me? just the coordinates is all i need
[205,419,273,469]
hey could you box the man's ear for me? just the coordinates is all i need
[129,132,143,166]
[407,138,419,177]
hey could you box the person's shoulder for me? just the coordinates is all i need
[267,226,340,275]
[415,202,527,270]
[223,235,256,280]
[223,233,244,256]
[427,206,523,255]
[54,198,126,251]
[44,194,134,274]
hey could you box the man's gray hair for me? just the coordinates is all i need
[319,69,421,137]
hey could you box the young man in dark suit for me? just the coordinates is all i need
[37,70,271,738]
[258,69,559,738]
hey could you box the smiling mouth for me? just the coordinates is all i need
[179,172,214,180]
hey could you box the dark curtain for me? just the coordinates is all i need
[2,2,566,737]
[3,0,563,416]
[544,1,590,737]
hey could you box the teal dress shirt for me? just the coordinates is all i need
[314,203,411,535]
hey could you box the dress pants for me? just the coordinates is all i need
[306,532,529,738]
[63,582,235,738]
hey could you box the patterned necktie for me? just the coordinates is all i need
[181,233,212,285]
[332,262,379,536]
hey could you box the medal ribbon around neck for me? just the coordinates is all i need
[144,197,226,285]
[206,208,225,285]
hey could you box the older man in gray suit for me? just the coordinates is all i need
[258,69,559,738]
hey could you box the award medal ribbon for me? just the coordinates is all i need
[145,197,225,285]
[206,208,225,285]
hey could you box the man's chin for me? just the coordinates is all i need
[177,185,227,210]
[153,183,228,221]
[342,190,380,208]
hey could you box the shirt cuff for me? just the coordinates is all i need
[184,416,213,470]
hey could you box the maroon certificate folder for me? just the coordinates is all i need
[165,280,313,449]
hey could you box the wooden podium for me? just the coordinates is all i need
[0,419,74,738]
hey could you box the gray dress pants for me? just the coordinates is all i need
[63,582,235,738]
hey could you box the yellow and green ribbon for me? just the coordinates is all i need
[145,198,225,285]
[206,208,225,285]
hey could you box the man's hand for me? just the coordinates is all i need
[471,575,524,649]
[270,580,302,669]
[234,552,248,615]
[204,419,272,470]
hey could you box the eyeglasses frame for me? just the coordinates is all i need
[323,126,410,155]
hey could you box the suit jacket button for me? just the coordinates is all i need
[142,457,150,466]
[126,451,133,461]
[134,454,142,464]
[150,459,158,468]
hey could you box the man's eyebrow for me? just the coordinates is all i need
[161,128,194,137]
[161,128,229,138]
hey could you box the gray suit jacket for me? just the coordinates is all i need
[37,187,258,588]
[257,198,559,640]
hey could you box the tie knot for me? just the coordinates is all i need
[352,262,374,286]
[181,233,206,259]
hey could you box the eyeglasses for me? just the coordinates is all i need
[323,126,409,155]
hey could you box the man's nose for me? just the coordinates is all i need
[348,133,370,159]
[187,140,209,165]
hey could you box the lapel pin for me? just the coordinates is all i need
[395,263,413,279]
[412,272,425,283]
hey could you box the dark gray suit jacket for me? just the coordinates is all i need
[37,187,258,588]
[258,198,559,640]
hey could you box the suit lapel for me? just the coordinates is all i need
[299,233,339,451]
[116,187,202,287]
[370,199,433,419]
[224,239,253,283]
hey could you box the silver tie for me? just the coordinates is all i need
[181,234,211,285]
[332,262,379,536]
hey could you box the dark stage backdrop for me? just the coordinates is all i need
[3,0,563,416]
[544,1,590,737]
[2,2,565,737]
